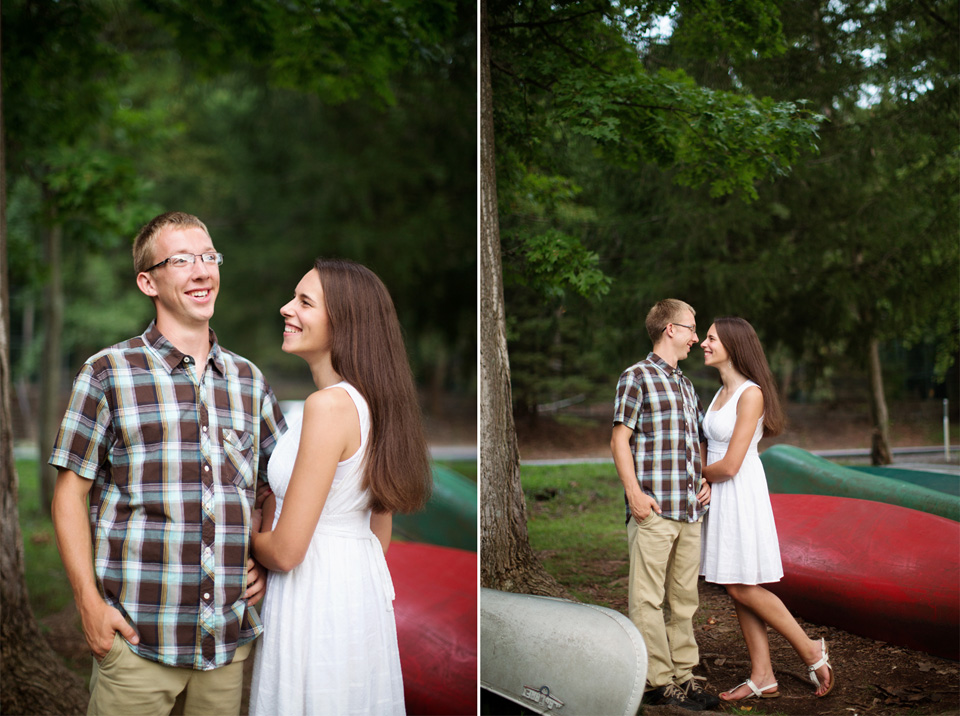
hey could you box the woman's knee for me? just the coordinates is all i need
[725,583,753,602]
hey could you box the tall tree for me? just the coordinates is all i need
[4,0,159,512]
[480,0,566,595]
[481,0,822,591]
[1,27,89,712]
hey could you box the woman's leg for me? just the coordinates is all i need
[727,584,832,695]
[720,588,777,701]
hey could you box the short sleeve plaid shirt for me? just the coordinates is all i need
[49,322,286,670]
[612,353,706,523]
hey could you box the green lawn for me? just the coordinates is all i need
[521,462,629,608]
[15,459,74,620]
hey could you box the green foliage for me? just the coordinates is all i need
[493,0,958,410]
[5,0,477,395]
[142,0,460,106]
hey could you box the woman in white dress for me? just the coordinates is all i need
[248,258,432,716]
[699,317,835,703]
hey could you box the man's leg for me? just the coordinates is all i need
[180,641,253,716]
[88,634,189,716]
[664,518,703,684]
[627,514,682,689]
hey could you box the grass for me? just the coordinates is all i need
[15,459,74,620]
[521,462,628,608]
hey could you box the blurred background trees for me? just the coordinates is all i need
[490,0,957,465]
[4,0,476,513]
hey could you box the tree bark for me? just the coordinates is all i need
[1,45,89,713]
[38,216,63,515]
[868,337,892,465]
[479,0,566,598]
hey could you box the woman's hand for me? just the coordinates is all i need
[697,478,712,506]
[251,507,263,534]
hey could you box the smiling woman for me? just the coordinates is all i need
[249,257,432,715]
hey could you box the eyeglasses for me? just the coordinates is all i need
[146,252,223,271]
[663,322,697,333]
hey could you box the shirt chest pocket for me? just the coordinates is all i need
[222,428,255,489]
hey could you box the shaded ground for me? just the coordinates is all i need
[514,399,959,716]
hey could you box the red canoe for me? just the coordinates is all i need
[768,494,960,660]
[387,541,477,714]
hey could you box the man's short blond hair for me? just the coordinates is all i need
[132,212,210,274]
[645,299,696,343]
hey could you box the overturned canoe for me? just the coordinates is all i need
[481,588,646,715]
[760,444,959,521]
[768,494,960,660]
[388,541,477,715]
[394,465,477,551]
[851,464,959,497]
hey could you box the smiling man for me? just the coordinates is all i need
[50,212,286,716]
[611,298,719,712]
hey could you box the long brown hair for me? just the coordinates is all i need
[714,317,785,437]
[314,258,431,513]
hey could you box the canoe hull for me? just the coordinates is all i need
[481,588,646,715]
[768,494,960,660]
[760,444,959,521]
[388,542,477,715]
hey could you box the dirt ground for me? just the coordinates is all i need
[515,400,960,716]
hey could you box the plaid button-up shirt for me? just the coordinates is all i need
[613,353,706,523]
[50,322,286,670]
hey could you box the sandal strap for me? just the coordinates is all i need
[807,638,832,686]
[744,679,778,697]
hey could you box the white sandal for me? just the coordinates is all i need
[720,678,780,701]
[807,637,836,697]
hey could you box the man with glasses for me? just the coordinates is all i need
[50,211,286,715]
[611,298,719,711]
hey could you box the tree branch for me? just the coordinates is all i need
[915,0,959,34]
[490,8,608,33]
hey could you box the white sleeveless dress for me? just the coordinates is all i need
[699,380,784,585]
[249,382,404,716]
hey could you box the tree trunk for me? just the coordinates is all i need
[38,216,63,515]
[868,337,892,465]
[1,49,89,713]
[479,0,566,598]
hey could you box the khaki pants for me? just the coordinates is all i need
[627,512,702,690]
[88,634,253,716]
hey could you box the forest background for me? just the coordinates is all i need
[494,0,958,458]
[1,1,475,713]
[479,0,958,593]
[5,0,478,509]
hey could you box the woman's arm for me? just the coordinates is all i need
[251,387,360,571]
[702,386,764,484]
[370,512,393,553]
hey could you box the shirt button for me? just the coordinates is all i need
[203,592,210,600]
[202,425,208,433]
[204,465,210,472]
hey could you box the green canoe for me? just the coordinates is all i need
[394,465,477,551]
[760,445,959,522]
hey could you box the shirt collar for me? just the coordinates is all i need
[142,321,225,375]
[648,352,682,377]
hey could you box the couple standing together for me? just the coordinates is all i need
[50,211,430,716]
[612,299,837,711]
